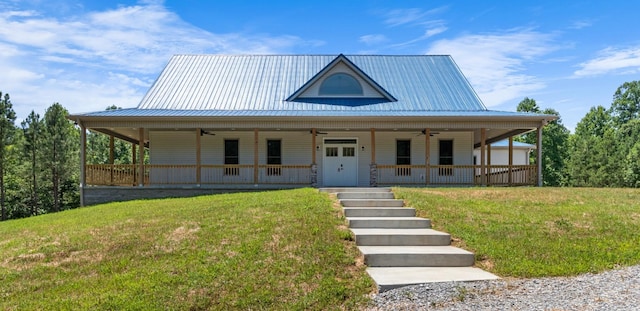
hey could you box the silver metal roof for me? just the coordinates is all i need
[79,108,550,118]
[73,54,554,121]
[137,54,487,113]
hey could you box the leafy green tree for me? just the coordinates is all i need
[566,106,610,186]
[21,111,42,215]
[624,142,640,188]
[0,92,17,220]
[610,81,640,127]
[515,97,569,186]
[86,106,133,165]
[42,103,79,212]
[617,119,640,187]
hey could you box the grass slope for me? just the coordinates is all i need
[0,188,373,310]
[395,187,640,278]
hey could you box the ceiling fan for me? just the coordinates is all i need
[416,129,439,136]
[200,129,216,136]
[309,130,328,136]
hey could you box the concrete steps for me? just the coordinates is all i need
[350,228,451,246]
[340,199,404,207]
[322,187,499,292]
[358,246,475,267]
[343,207,416,217]
[347,217,431,229]
[338,192,394,200]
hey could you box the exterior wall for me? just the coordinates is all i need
[374,131,473,166]
[150,130,314,184]
[147,129,476,187]
[149,131,197,183]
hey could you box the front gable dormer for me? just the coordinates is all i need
[286,54,396,106]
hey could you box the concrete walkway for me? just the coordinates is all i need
[321,187,499,292]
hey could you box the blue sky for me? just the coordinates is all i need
[1,0,639,131]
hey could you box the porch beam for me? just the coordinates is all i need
[537,124,543,186]
[508,136,513,186]
[79,122,86,207]
[480,128,486,186]
[138,128,144,187]
[254,128,259,184]
[196,128,201,185]
[473,128,531,148]
[425,128,430,185]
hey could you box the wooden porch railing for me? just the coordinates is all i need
[85,164,312,186]
[377,164,537,186]
[86,164,536,187]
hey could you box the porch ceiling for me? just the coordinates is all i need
[90,126,536,149]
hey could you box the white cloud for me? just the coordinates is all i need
[0,2,311,121]
[574,46,640,77]
[426,30,557,107]
[359,34,387,45]
[383,7,447,27]
[380,7,448,49]
[569,20,592,30]
[424,26,447,37]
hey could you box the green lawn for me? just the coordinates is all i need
[2,187,639,310]
[0,188,373,310]
[394,187,640,277]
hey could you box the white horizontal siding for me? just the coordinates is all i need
[147,129,478,186]
[473,148,531,165]
[149,131,196,164]
[374,131,473,165]
[149,131,197,183]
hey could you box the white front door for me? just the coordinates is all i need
[323,139,358,186]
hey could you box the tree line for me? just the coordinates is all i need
[0,81,639,220]
[0,95,133,221]
[516,80,640,187]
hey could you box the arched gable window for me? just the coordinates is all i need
[318,73,363,96]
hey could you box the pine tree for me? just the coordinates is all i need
[0,92,17,220]
[21,111,42,216]
[42,103,78,212]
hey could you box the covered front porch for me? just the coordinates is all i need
[78,120,544,205]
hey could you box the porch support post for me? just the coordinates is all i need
[109,135,114,185]
[480,128,486,186]
[311,128,317,164]
[79,122,86,207]
[138,128,144,187]
[311,128,317,187]
[537,124,543,187]
[132,143,137,185]
[369,128,377,187]
[508,136,514,186]
[425,128,430,185]
[254,129,259,184]
[487,143,492,186]
[196,128,201,186]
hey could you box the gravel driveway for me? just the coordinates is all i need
[367,265,640,310]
